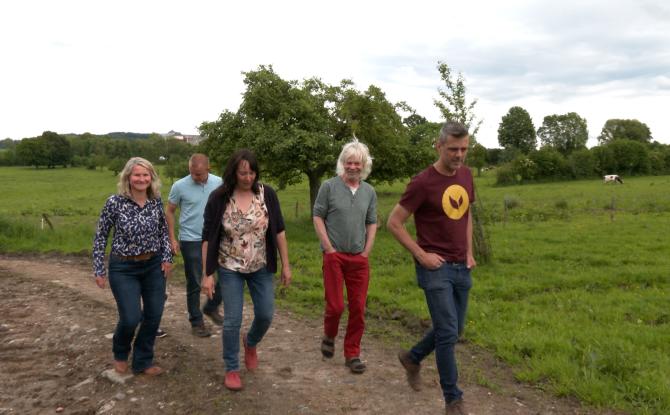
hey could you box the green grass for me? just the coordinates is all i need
[1,166,669,414]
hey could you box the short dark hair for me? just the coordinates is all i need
[438,121,469,143]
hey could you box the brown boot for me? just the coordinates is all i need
[445,399,467,415]
[191,323,212,337]
[397,350,421,391]
[141,366,164,376]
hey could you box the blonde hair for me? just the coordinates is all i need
[117,157,161,199]
[335,137,373,180]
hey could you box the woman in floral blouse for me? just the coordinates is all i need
[201,149,291,391]
[92,157,172,376]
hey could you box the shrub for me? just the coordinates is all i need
[568,149,596,179]
[607,139,650,176]
[495,162,519,186]
[512,156,537,181]
[530,148,569,180]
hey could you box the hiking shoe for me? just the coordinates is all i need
[345,357,366,374]
[156,328,168,338]
[140,365,164,377]
[203,307,224,326]
[243,333,258,371]
[445,399,467,415]
[224,371,243,391]
[398,350,422,391]
[191,323,212,337]
[321,336,335,358]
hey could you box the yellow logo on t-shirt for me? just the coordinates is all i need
[442,185,469,220]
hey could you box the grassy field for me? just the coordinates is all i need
[1,166,669,414]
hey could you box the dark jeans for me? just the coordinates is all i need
[219,266,275,372]
[181,241,222,326]
[108,254,166,373]
[409,261,472,403]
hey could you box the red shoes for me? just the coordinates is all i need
[225,333,256,391]
[224,371,243,391]
[243,334,258,371]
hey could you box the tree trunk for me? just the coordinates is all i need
[307,171,322,213]
[472,189,491,264]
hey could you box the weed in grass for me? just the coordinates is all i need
[503,196,519,210]
[554,199,569,210]
[472,368,501,393]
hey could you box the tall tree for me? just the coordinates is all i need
[497,106,536,153]
[16,137,48,168]
[433,61,482,142]
[537,112,588,156]
[403,112,442,174]
[200,65,412,209]
[41,131,72,168]
[597,119,652,144]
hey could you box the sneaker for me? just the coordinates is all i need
[191,323,212,337]
[203,307,224,326]
[156,328,168,338]
[445,399,467,415]
[224,371,243,391]
[243,333,258,371]
[344,357,366,374]
[398,350,422,391]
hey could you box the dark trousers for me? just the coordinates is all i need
[181,241,222,326]
[409,261,472,404]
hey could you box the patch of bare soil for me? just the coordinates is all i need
[0,254,623,414]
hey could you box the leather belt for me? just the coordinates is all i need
[113,252,156,261]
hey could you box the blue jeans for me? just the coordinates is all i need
[180,241,222,326]
[219,266,275,371]
[108,254,166,373]
[409,262,472,403]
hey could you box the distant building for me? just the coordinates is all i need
[162,130,204,146]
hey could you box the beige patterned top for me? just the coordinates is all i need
[218,184,269,273]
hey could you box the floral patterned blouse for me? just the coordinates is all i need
[218,185,269,273]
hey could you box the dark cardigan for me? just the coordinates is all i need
[202,184,285,276]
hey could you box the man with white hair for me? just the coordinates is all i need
[313,139,378,374]
[166,153,223,337]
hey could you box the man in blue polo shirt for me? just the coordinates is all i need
[167,154,223,337]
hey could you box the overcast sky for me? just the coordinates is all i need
[1,0,668,148]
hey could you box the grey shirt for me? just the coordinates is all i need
[313,176,377,253]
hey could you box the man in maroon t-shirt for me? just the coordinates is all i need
[387,121,476,415]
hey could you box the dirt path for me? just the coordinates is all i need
[0,254,618,415]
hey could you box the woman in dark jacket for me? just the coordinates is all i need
[201,149,291,391]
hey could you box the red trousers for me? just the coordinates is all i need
[322,252,370,358]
